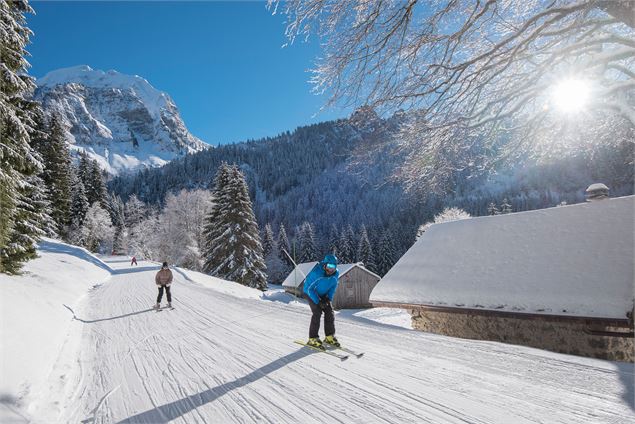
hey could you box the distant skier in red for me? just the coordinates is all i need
[130,256,138,266]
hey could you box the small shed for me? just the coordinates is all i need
[371,195,635,362]
[282,262,381,309]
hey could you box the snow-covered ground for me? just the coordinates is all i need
[0,239,112,422]
[1,240,634,423]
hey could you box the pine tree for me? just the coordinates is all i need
[0,0,49,273]
[327,224,339,255]
[31,174,58,238]
[0,175,48,274]
[338,230,353,263]
[106,193,126,254]
[345,225,357,260]
[77,153,91,187]
[337,225,356,263]
[298,222,317,263]
[487,202,500,216]
[86,159,107,207]
[203,165,267,289]
[33,113,72,236]
[500,198,512,214]
[277,223,293,273]
[356,225,376,271]
[262,223,275,257]
[376,229,397,277]
[264,238,286,284]
[202,163,233,273]
[69,170,89,244]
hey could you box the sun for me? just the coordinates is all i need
[551,78,591,113]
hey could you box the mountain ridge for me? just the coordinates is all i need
[34,65,208,175]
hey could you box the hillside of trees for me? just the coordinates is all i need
[109,108,634,278]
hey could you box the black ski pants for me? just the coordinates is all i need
[157,285,171,303]
[306,295,335,339]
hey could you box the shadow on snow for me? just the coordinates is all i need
[63,304,157,324]
[115,348,313,423]
[617,362,635,411]
[111,266,160,275]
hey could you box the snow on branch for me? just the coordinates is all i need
[271,0,635,192]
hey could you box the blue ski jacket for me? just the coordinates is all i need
[303,261,340,305]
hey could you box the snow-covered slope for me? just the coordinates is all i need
[2,243,633,423]
[371,196,635,319]
[34,65,208,175]
[0,239,112,422]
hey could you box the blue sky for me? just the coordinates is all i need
[27,1,350,145]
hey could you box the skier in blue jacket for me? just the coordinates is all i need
[303,254,340,349]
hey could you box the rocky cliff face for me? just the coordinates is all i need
[34,65,208,175]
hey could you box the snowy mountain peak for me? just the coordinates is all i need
[40,65,153,92]
[34,65,208,175]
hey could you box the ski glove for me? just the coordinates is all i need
[318,297,331,311]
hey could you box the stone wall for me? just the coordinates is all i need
[410,309,634,362]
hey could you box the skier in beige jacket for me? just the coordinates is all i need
[154,262,173,309]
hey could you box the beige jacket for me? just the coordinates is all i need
[155,268,173,286]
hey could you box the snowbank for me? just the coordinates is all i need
[371,196,635,319]
[339,307,414,330]
[174,268,263,300]
[0,238,111,420]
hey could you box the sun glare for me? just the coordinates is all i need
[551,78,591,113]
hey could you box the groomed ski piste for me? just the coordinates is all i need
[1,239,634,423]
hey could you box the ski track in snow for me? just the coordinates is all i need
[51,258,633,424]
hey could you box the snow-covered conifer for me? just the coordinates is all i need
[356,225,376,272]
[86,159,107,208]
[202,163,232,274]
[0,0,45,273]
[77,153,91,188]
[203,165,267,289]
[327,223,339,255]
[376,229,397,276]
[298,222,317,263]
[500,198,512,214]
[0,172,50,274]
[262,223,275,257]
[34,114,72,236]
[106,193,126,254]
[30,174,57,238]
[336,225,356,263]
[264,238,286,284]
[68,170,90,244]
[277,223,293,272]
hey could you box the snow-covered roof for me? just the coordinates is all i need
[586,183,609,192]
[281,262,317,288]
[370,196,635,319]
[282,262,380,288]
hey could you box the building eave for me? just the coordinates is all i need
[371,301,632,328]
